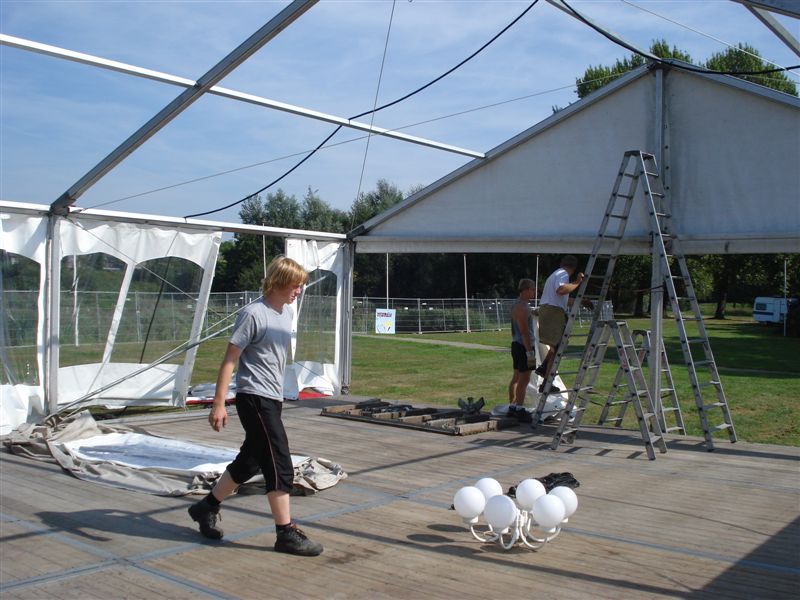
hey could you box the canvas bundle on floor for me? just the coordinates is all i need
[4,410,347,496]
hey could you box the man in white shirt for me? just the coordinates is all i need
[536,256,584,393]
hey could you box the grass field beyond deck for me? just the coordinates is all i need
[187,313,799,447]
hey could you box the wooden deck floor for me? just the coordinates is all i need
[1,398,798,600]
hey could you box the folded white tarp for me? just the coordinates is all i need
[5,411,347,496]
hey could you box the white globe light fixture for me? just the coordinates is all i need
[484,494,518,533]
[456,477,578,551]
[549,486,578,521]
[475,477,503,501]
[453,486,486,523]
[515,479,546,510]
[532,494,566,531]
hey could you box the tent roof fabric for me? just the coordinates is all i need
[354,64,800,255]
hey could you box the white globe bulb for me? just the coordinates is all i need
[484,494,518,531]
[549,486,578,518]
[453,486,486,520]
[515,478,546,510]
[475,477,503,501]
[532,494,566,529]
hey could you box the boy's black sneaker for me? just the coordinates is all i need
[275,525,323,556]
[534,363,548,377]
[188,500,223,540]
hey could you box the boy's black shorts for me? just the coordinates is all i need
[226,392,294,493]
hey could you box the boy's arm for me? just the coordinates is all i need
[209,343,243,432]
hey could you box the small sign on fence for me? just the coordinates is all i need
[375,309,396,334]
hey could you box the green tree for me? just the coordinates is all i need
[301,187,348,233]
[213,190,304,292]
[349,180,406,297]
[705,43,796,95]
[577,39,692,98]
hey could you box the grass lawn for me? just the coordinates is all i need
[351,311,799,447]
[170,306,800,447]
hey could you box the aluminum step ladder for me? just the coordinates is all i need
[531,152,646,427]
[532,150,735,451]
[553,320,667,460]
[598,329,685,435]
[640,156,737,450]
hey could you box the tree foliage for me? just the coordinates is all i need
[577,39,692,98]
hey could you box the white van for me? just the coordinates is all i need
[752,297,797,323]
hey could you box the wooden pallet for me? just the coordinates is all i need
[320,398,517,435]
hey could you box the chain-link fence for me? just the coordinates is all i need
[3,290,610,349]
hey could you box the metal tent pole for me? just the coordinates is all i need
[49,0,317,213]
[649,68,666,406]
[463,254,470,332]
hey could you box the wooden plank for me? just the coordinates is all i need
[1,402,798,600]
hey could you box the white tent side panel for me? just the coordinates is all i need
[358,73,655,255]
[355,68,800,255]
[1,203,222,433]
[667,73,800,250]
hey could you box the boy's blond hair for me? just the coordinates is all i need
[261,255,308,298]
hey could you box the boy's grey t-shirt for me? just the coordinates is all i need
[229,299,293,401]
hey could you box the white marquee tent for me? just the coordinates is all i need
[353,64,800,256]
[1,1,799,434]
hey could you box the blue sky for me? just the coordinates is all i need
[1,0,798,224]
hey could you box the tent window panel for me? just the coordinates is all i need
[59,253,125,367]
[0,250,40,385]
[295,268,337,365]
[111,257,203,365]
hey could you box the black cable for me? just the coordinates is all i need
[560,0,800,77]
[349,0,540,121]
[185,125,342,219]
[184,1,539,220]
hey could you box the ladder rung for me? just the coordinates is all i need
[604,417,624,423]
[562,352,585,359]
[662,406,680,412]
[710,423,732,432]
[561,428,578,436]
[686,338,708,344]
[635,390,649,396]
[603,234,623,240]
[701,402,725,410]
[622,172,637,178]
[644,170,659,177]
[698,381,721,388]
[608,213,628,219]
[607,400,629,406]
[615,194,633,199]
[656,212,671,218]
[694,360,714,367]
[646,191,665,197]
[664,426,683,433]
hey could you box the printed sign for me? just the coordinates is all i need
[375,309,396,334]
